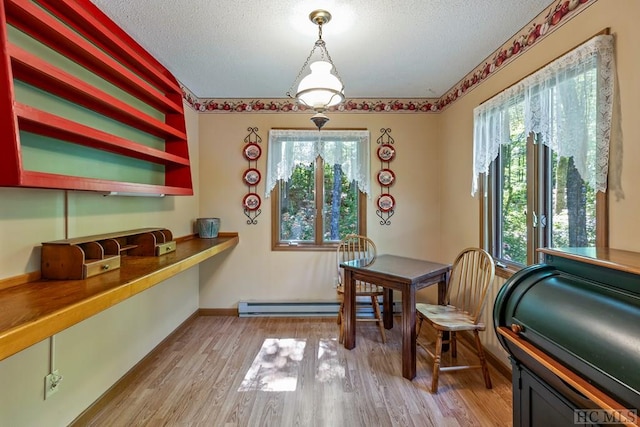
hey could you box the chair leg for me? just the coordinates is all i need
[338,302,344,344]
[451,331,457,358]
[371,296,386,343]
[473,330,492,389]
[431,330,443,393]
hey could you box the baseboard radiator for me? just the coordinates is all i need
[238,300,402,318]
[480,274,510,368]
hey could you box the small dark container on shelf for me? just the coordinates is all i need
[196,218,220,238]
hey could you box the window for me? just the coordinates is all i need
[488,132,606,267]
[473,34,615,268]
[266,130,370,250]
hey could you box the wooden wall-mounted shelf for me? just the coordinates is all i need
[0,232,239,362]
[0,0,193,195]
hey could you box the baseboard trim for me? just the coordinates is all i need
[199,308,238,316]
[69,310,199,427]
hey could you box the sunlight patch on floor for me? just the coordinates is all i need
[316,338,345,382]
[238,337,345,392]
[238,338,306,391]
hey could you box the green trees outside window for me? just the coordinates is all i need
[494,130,596,266]
[278,159,361,244]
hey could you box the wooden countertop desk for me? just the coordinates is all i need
[0,233,239,362]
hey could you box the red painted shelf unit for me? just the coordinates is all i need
[0,0,193,195]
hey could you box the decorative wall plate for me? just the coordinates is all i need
[243,168,261,185]
[377,194,395,212]
[377,169,396,187]
[377,144,396,162]
[243,143,262,160]
[243,193,261,211]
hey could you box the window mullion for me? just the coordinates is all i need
[491,159,503,259]
[314,156,324,245]
[595,191,609,247]
[526,132,537,265]
[538,143,552,262]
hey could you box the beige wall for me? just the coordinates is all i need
[0,102,201,426]
[198,112,443,308]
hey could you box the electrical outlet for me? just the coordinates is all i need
[44,370,63,399]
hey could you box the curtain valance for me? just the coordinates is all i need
[266,130,371,197]
[472,34,615,195]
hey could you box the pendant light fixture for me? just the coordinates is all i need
[287,10,345,130]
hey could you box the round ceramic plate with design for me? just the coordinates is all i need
[243,168,261,185]
[243,143,261,161]
[377,144,396,162]
[243,193,261,211]
[377,169,396,187]
[377,194,395,212]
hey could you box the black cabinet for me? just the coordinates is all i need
[495,248,640,427]
[512,361,598,427]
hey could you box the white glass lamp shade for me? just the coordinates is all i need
[296,61,344,110]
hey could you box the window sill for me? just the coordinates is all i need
[494,261,521,279]
[272,243,338,252]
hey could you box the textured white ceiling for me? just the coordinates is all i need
[89,0,554,99]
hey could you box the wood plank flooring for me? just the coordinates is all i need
[74,316,512,426]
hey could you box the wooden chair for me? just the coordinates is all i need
[336,234,386,344]
[416,247,495,393]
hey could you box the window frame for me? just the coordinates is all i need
[481,136,608,278]
[271,156,367,252]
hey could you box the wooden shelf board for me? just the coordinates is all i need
[0,233,239,362]
[5,0,182,114]
[36,0,180,96]
[13,171,194,195]
[16,103,190,167]
[10,45,185,140]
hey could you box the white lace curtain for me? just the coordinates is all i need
[472,34,616,195]
[265,130,371,197]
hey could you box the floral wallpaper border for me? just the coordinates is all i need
[182,0,596,114]
[180,92,440,114]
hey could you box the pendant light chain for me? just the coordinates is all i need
[286,19,344,99]
[286,39,320,98]
[320,35,344,90]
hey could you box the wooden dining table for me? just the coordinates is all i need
[341,254,451,380]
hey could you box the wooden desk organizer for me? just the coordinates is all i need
[41,228,176,280]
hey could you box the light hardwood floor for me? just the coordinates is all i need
[74,316,512,426]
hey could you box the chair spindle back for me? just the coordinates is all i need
[336,234,377,288]
[445,247,495,324]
